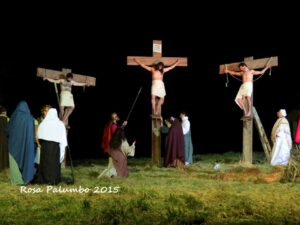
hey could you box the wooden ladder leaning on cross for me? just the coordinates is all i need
[127,40,188,166]
[219,56,278,165]
[37,67,96,167]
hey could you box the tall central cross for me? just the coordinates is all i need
[219,56,278,164]
[127,40,188,66]
[127,40,188,166]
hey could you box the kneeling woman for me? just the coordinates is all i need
[108,128,135,177]
[37,108,68,184]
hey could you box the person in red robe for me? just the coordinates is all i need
[101,112,127,153]
[164,117,185,167]
[295,116,300,144]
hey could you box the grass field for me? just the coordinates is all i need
[1,152,300,225]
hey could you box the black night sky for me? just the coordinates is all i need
[1,4,299,159]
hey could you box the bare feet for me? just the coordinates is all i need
[245,112,252,117]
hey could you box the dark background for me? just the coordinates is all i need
[1,4,299,159]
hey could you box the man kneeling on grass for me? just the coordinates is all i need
[99,127,135,178]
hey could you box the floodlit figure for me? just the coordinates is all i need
[44,73,90,128]
[99,128,135,178]
[270,109,292,166]
[7,101,35,185]
[37,108,67,184]
[225,63,270,118]
[294,115,300,144]
[101,112,127,153]
[164,117,185,167]
[99,113,127,178]
[180,111,193,165]
[34,105,52,168]
[134,58,179,116]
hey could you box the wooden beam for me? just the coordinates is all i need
[37,67,96,86]
[127,39,188,66]
[151,116,162,166]
[219,56,278,74]
[242,103,253,164]
[243,120,253,164]
[127,57,188,66]
[244,57,254,62]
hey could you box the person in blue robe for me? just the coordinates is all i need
[7,101,35,185]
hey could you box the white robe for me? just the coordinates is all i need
[271,118,292,166]
[38,108,68,163]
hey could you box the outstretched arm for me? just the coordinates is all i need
[43,77,62,84]
[164,59,180,73]
[252,65,271,75]
[224,68,242,76]
[133,58,152,71]
[71,80,89,86]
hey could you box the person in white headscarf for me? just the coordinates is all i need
[37,108,68,184]
[270,109,292,166]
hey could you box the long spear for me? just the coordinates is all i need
[126,86,143,121]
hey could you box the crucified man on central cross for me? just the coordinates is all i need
[127,40,188,117]
[133,58,179,116]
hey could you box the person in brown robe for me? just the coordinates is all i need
[108,128,135,177]
[164,117,185,167]
[0,106,9,171]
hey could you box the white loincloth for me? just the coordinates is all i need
[151,80,166,98]
[60,91,75,107]
[235,82,253,108]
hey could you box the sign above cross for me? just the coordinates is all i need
[37,67,96,86]
[127,40,188,66]
[219,56,278,74]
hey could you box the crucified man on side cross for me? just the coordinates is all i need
[225,62,270,118]
[44,73,90,128]
[133,58,180,116]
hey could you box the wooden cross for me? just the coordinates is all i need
[37,67,96,168]
[219,56,278,164]
[127,40,188,166]
[37,67,96,106]
[37,67,96,86]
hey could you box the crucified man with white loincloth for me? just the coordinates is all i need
[225,62,270,118]
[133,58,179,116]
[44,72,90,128]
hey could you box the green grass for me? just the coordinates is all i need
[1,152,300,225]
